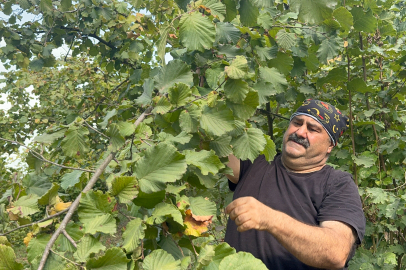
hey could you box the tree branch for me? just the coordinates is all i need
[258,109,290,121]
[62,229,77,248]
[59,26,116,49]
[0,137,95,173]
[0,208,69,236]
[37,107,152,270]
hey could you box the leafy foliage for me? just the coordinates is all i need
[0,0,406,269]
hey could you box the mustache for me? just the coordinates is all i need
[288,133,310,149]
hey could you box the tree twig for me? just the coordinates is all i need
[38,107,152,270]
[0,137,95,173]
[62,229,77,248]
[50,249,82,267]
[0,208,69,236]
[83,120,110,139]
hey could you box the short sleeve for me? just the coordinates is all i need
[228,158,254,191]
[317,173,366,244]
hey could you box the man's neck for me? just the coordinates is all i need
[281,155,327,173]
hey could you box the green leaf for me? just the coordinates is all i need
[231,128,266,162]
[27,234,51,262]
[38,183,59,205]
[135,78,154,106]
[74,235,106,262]
[206,243,236,270]
[298,84,316,95]
[184,150,225,175]
[133,190,166,209]
[268,52,293,76]
[39,0,52,12]
[153,96,172,114]
[366,187,388,204]
[143,249,181,270]
[351,7,377,33]
[224,0,237,22]
[197,245,215,267]
[179,12,216,52]
[61,170,84,190]
[226,91,259,120]
[107,124,125,152]
[353,152,377,168]
[157,25,171,65]
[225,55,249,79]
[168,83,192,106]
[239,0,259,27]
[250,0,273,8]
[317,37,341,64]
[275,29,296,50]
[122,218,146,252]
[200,104,235,136]
[31,252,65,270]
[189,196,217,217]
[259,67,288,93]
[22,173,51,197]
[203,0,226,21]
[147,202,183,226]
[333,7,353,32]
[215,22,241,44]
[210,135,232,157]
[219,252,268,270]
[347,78,375,94]
[117,121,135,137]
[290,0,335,24]
[86,247,130,270]
[155,60,194,93]
[224,79,250,103]
[255,46,277,61]
[61,0,72,11]
[134,144,187,193]
[56,222,84,252]
[61,125,90,158]
[0,244,23,270]
[100,109,117,129]
[10,194,40,217]
[252,81,274,105]
[111,176,138,203]
[179,105,201,133]
[34,129,66,144]
[29,58,44,71]
[78,190,117,234]
[261,135,276,162]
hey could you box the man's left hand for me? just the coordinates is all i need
[225,197,272,232]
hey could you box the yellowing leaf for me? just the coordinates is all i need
[54,202,72,212]
[24,232,33,247]
[183,209,213,237]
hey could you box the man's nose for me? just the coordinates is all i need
[295,125,308,138]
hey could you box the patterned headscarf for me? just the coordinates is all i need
[290,99,349,146]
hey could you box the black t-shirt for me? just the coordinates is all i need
[225,154,365,270]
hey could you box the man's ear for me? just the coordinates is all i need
[327,141,334,154]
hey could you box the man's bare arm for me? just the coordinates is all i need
[226,154,240,184]
[226,197,356,270]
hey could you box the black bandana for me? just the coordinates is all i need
[290,99,349,145]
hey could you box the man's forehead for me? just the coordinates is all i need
[291,114,323,127]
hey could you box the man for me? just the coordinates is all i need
[225,99,365,270]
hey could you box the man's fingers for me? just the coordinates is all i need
[225,197,254,214]
[237,220,254,232]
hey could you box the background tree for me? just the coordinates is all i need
[1,0,406,269]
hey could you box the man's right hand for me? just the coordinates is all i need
[226,154,240,184]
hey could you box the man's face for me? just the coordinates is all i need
[282,115,333,162]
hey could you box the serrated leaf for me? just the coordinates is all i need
[39,0,52,12]
[298,85,316,95]
[135,79,154,106]
[0,244,23,270]
[111,176,138,203]
[290,0,335,24]
[317,37,341,64]
[56,222,84,252]
[117,121,135,137]
[232,128,266,162]
[200,104,235,136]
[255,46,277,61]
[219,252,268,270]
[179,104,201,133]
[224,79,250,103]
[152,96,172,114]
[143,249,181,270]
[156,60,194,93]
[38,183,59,205]
[122,218,146,252]
[106,124,125,152]
[133,190,166,209]
[224,0,237,22]
[189,196,217,217]
[225,55,249,79]
[9,194,39,217]
[22,173,51,196]
[366,187,388,204]
[86,247,130,270]
[147,202,183,226]
[239,0,259,27]
[61,170,84,190]
[78,191,116,234]
[215,22,240,44]
[158,25,171,65]
[61,125,90,158]
[31,252,65,270]
[347,78,375,94]
[34,129,66,144]
[333,7,353,32]
[184,150,225,175]
[259,67,288,93]
[353,152,377,168]
[197,244,215,267]
[100,109,117,129]
[179,12,216,52]
[27,234,51,262]
[203,0,226,21]
[351,7,377,33]
[135,143,187,193]
[226,91,259,120]
[210,135,232,157]
[206,243,236,270]
[275,29,296,50]
[252,81,274,105]
[168,83,192,106]
[74,235,106,262]
[261,135,276,162]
